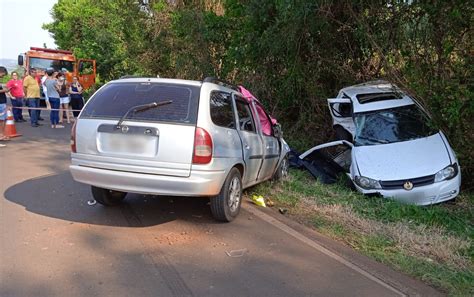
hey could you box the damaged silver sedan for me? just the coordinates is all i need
[300,81,461,205]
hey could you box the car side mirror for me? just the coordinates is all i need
[18,55,24,66]
[79,62,84,73]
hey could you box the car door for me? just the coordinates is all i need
[250,101,280,181]
[327,98,355,138]
[299,140,353,184]
[233,95,264,187]
[77,59,96,89]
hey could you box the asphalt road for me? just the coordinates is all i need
[0,113,442,297]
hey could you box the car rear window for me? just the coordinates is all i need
[81,82,200,124]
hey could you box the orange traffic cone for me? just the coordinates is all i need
[4,108,22,138]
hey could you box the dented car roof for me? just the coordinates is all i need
[337,81,415,113]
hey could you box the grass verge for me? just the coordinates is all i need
[245,170,473,296]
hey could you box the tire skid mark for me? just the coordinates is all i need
[120,203,194,297]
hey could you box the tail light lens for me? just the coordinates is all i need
[193,127,213,164]
[71,121,77,153]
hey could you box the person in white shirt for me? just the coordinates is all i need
[41,72,51,109]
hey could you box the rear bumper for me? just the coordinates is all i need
[355,173,461,205]
[70,165,227,197]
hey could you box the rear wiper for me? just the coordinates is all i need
[116,100,173,128]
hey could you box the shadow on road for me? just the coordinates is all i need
[4,171,217,227]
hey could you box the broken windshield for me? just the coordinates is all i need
[354,104,438,146]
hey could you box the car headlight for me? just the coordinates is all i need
[434,164,458,182]
[354,176,381,189]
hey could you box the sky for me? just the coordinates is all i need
[1,0,58,59]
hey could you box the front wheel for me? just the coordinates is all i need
[91,186,127,206]
[210,168,242,222]
[273,155,289,181]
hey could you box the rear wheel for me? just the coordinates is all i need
[91,186,127,206]
[210,168,242,222]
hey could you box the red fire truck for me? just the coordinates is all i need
[18,47,96,90]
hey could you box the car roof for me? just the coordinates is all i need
[111,77,203,87]
[110,77,242,94]
[338,81,415,113]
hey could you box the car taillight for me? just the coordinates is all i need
[193,127,213,164]
[71,121,77,153]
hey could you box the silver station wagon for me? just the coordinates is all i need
[70,77,290,221]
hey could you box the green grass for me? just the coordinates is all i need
[364,240,473,296]
[246,169,474,296]
[256,170,474,238]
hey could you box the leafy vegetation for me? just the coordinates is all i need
[44,0,473,190]
[246,170,474,296]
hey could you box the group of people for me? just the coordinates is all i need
[0,65,85,146]
[41,68,84,128]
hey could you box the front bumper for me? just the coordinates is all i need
[70,165,227,197]
[354,173,461,205]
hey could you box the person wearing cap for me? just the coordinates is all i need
[23,68,42,127]
[0,66,10,146]
[6,71,26,122]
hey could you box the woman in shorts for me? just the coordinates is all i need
[57,72,72,124]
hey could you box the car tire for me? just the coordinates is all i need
[273,154,289,181]
[91,186,127,206]
[210,168,242,222]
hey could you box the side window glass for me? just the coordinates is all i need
[331,103,352,118]
[210,91,235,129]
[235,99,256,133]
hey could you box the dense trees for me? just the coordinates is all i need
[45,0,473,189]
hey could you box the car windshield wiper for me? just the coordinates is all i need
[355,135,390,145]
[116,100,173,128]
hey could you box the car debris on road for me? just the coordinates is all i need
[225,248,248,257]
[251,195,267,207]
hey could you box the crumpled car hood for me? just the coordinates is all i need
[353,133,451,181]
